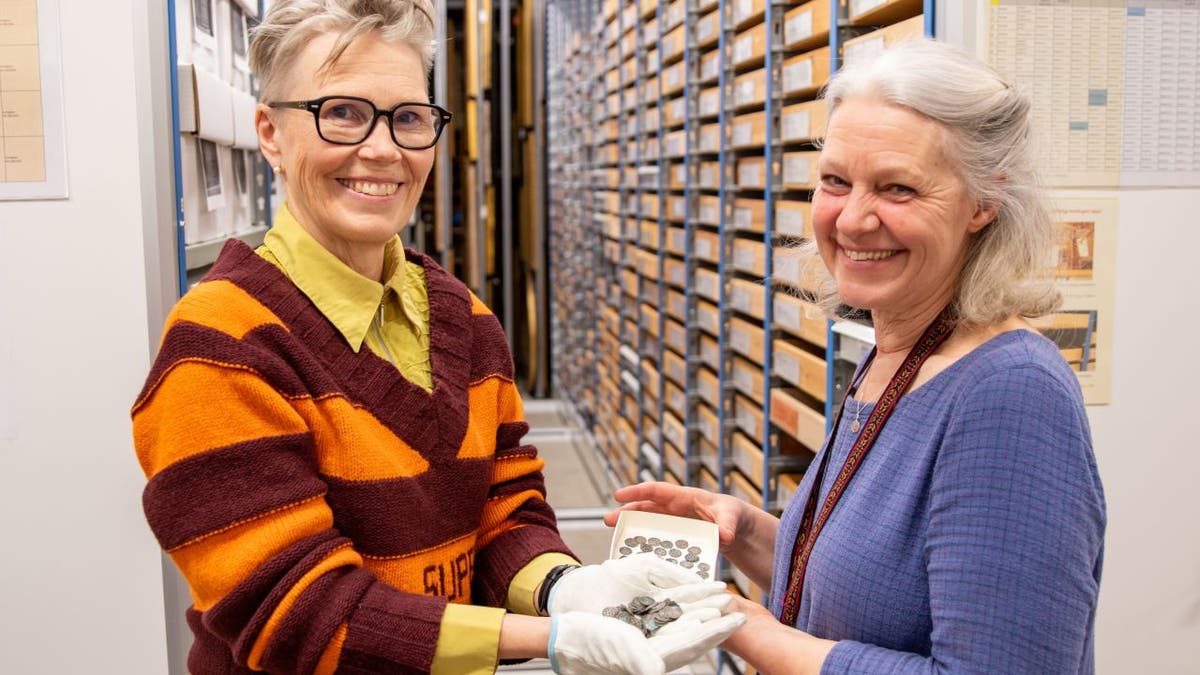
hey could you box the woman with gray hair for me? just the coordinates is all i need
[133,1,740,673]
[608,39,1105,673]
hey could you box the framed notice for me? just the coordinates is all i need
[1032,198,1119,405]
[0,0,67,200]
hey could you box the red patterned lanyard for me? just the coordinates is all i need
[778,308,955,626]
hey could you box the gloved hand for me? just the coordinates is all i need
[547,553,708,615]
[548,611,666,675]
[650,605,746,672]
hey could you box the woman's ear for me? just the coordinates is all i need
[967,201,998,234]
[256,103,283,171]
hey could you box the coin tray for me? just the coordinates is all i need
[609,511,720,579]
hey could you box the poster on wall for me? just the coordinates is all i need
[1032,198,1118,405]
[0,0,67,200]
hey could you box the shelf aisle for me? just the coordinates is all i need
[546,5,930,671]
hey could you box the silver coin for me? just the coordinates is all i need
[617,610,643,629]
[680,560,694,569]
[698,570,710,579]
[675,539,688,549]
[647,537,661,546]
[669,548,682,558]
[688,546,701,555]
[619,546,632,555]
[654,547,667,556]
[640,544,652,552]
[634,535,646,545]
[624,538,637,547]
[697,563,711,572]
[659,602,683,621]
[628,595,655,614]
[602,606,622,618]
[684,553,700,562]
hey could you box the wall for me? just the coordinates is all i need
[1081,188,1200,674]
[0,0,172,672]
[939,2,1200,672]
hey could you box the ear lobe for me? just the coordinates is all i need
[256,104,282,170]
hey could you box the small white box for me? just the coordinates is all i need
[609,511,720,581]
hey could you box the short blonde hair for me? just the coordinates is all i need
[249,0,436,101]
[794,38,1060,327]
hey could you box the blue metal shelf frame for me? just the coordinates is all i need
[167,0,188,297]
[716,0,733,500]
[759,0,782,519]
[655,0,669,482]
[682,0,702,485]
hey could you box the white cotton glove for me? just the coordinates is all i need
[651,607,746,672]
[548,553,706,615]
[641,585,746,672]
[549,611,666,675]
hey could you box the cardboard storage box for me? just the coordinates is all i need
[694,228,720,263]
[734,198,766,233]
[782,151,820,190]
[733,23,766,67]
[733,238,766,277]
[770,388,826,452]
[732,355,765,400]
[781,47,831,97]
[696,299,721,337]
[663,60,686,96]
[700,50,721,83]
[730,277,767,319]
[696,9,720,48]
[737,156,767,189]
[734,394,764,444]
[697,367,720,408]
[773,339,828,403]
[733,0,766,29]
[724,110,763,148]
[734,68,767,110]
[849,0,922,26]
[774,292,828,348]
[697,195,721,226]
[843,14,924,65]
[775,199,812,238]
[695,266,721,301]
[730,316,765,364]
[781,99,828,144]
[784,0,832,52]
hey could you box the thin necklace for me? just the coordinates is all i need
[849,396,866,433]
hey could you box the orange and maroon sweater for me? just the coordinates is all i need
[133,240,572,673]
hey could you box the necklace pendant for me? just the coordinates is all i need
[850,419,861,433]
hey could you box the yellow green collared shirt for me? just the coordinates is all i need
[257,202,433,391]
[257,203,577,673]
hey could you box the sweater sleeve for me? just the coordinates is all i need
[134,331,464,674]
[464,294,579,608]
[822,365,1105,674]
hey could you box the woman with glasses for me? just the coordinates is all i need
[132,1,740,673]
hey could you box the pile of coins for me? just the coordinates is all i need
[617,536,711,579]
[602,596,684,637]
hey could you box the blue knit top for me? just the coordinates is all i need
[768,330,1105,674]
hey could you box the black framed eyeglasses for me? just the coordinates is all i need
[268,96,453,150]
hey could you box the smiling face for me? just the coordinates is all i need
[811,95,994,325]
[256,31,434,277]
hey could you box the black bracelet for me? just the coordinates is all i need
[536,564,578,615]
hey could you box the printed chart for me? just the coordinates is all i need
[988,0,1199,188]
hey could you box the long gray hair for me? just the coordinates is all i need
[795,38,1060,326]
[249,0,436,101]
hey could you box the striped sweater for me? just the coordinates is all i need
[133,240,572,673]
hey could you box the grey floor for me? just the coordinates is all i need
[507,400,720,675]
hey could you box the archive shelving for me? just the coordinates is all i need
[547,4,931,666]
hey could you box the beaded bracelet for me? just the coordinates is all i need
[535,564,578,615]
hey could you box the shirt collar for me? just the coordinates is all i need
[262,202,408,351]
